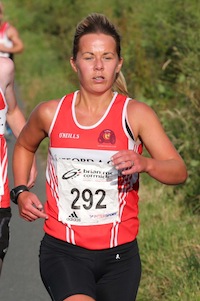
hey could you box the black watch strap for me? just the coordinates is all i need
[10,185,29,204]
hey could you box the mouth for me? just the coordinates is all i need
[93,76,104,81]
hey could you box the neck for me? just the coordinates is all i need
[76,90,114,111]
[74,91,116,126]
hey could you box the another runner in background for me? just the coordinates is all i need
[0,1,24,136]
[0,1,24,60]
[0,57,37,276]
[11,13,187,301]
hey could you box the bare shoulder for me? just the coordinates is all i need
[127,99,158,122]
[32,99,60,119]
[127,99,161,139]
[29,99,61,132]
[6,24,19,35]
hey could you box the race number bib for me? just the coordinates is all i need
[57,159,119,226]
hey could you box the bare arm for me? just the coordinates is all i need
[0,57,26,136]
[0,57,37,187]
[0,25,24,54]
[12,100,59,221]
[5,88,26,138]
[111,100,187,185]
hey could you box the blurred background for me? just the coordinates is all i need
[1,0,200,300]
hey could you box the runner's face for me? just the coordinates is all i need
[70,33,123,94]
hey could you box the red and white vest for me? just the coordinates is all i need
[44,91,143,249]
[0,22,13,58]
[0,87,9,207]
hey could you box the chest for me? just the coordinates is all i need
[50,96,129,150]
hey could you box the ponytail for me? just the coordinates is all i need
[113,71,129,96]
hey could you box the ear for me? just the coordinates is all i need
[70,57,78,73]
[116,57,123,73]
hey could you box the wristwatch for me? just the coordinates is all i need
[10,185,29,204]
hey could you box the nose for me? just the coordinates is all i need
[94,58,104,70]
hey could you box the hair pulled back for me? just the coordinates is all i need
[72,13,129,96]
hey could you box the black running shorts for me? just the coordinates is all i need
[39,234,141,301]
[0,207,12,261]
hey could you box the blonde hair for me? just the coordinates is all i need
[113,71,129,96]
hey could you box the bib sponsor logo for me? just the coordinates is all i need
[62,168,81,180]
[59,132,79,139]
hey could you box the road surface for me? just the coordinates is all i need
[0,132,50,301]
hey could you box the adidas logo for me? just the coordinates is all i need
[69,211,78,218]
[67,211,81,222]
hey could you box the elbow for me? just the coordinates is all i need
[17,45,24,54]
[178,165,188,184]
[166,163,188,185]
[14,43,24,54]
[20,44,24,53]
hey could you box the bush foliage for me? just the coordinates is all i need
[5,0,200,300]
